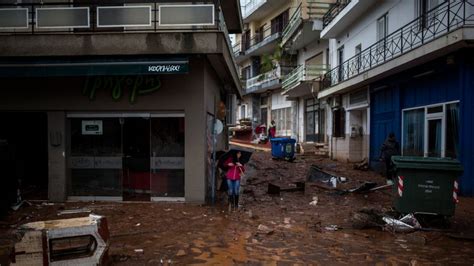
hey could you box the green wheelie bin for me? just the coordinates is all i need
[391,156,463,216]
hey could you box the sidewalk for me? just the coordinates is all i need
[229,139,271,152]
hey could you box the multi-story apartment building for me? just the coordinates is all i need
[0,0,242,204]
[281,0,334,148]
[234,0,333,141]
[319,0,474,195]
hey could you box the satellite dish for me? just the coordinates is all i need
[213,119,224,135]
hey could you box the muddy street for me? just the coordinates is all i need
[2,151,474,265]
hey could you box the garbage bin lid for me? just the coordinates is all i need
[391,156,464,172]
[270,138,296,143]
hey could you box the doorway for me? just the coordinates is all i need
[68,113,184,201]
[122,117,151,201]
[0,112,48,203]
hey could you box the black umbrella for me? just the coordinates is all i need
[217,149,253,170]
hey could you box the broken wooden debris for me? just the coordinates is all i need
[353,158,369,171]
[57,208,92,215]
[268,182,305,195]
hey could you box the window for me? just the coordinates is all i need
[337,46,344,82]
[241,66,251,80]
[241,105,247,119]
[355,44,362,72]
[376,13,388,60]
[402,102,459,158]
[271,107,291,136]
[349,88,367,106]
[333,108,345,138]
[50,235,97,262]
[416,0,445,29]
[271,9,289,34]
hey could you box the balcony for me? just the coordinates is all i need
[234,23,285,64]
[321,0,376,39]
[0,2,223,35]
[320,0,474,98]
[281,0,333,49]
[244,66,292,94]
[282,64,329,98]
[241,0,289,23]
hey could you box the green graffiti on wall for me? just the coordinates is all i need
[83,76,161,104]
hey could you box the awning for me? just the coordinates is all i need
[0,58,189,78]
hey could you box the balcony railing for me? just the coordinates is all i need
[321,0,474,90]
[244,66,292,94]
[234,21,286,57]
[0,1,222,34]
[282,64,329,92]
[241,0,266,19]
[282,1,331,46]
[322,0,351,27]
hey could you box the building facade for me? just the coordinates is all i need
[0,0,242,203]
[319,0,474,195]
[233,0,333,143]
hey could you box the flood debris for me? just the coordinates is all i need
[383,214,422,233]
[257,224,274,235]
[309,196,319,206]
[353,158,369,171]
[267,182,305,195]
[12,214,109,265]
[57,208,92,215]
[307,165,334,182]
[324,225,339,231]
[351,208,385,229]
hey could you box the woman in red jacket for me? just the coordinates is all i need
[226,151,245,211]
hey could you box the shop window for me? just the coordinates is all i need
[69,118,123,197]
[150,116,185,198]
[271,107,291,136]
[333,108,345,138]
[349,89,368,106]
[49,235,97,262]
[402,102,459,158]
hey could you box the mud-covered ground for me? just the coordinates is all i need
[1,151,474,265]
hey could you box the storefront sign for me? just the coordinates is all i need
[0,59,189,77]
[151,157,185,170]
[83,75,161,104]
[82,120,103,135]
[69,156,123,169]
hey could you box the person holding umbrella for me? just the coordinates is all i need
[225,151,246,211]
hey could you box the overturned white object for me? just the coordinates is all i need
[13,214,109,265]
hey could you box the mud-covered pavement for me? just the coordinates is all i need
[2,151,474,264]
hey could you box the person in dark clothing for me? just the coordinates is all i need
[268,120,276,139]
[380,132,400,184]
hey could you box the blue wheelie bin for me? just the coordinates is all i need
[270,138,296,161]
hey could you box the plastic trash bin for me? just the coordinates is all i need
[270,138,296,161]
[391,156,463,216]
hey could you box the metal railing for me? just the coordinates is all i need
[322,0,351,27]
[0,1,222,35]
[321,0,474,90]
[282,64,329,92]
[241,0,266,19]
[233,20,286,56]
[244,66,293,94]
[282,1,331,46]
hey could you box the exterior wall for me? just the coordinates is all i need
[0,57,212,202]
[47,112,67,202]
[329,1,417,71]
[370,52,474,196]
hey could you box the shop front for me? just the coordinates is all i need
[0,56,226,203]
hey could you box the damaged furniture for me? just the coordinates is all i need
[12,214,109,265]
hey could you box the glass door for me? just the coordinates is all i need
[150,115,185,200]
[426,118,442,157]
[122,117,151,201]
[69,117,123,200]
